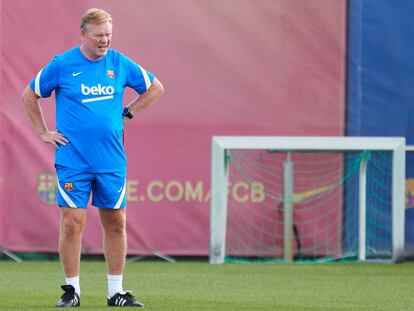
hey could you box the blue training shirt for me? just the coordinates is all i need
[29,46,154,173]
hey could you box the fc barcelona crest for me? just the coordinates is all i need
[37,173,58,205]
[107,69,115,78]
[64,182,74,192]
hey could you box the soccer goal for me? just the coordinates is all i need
[209,136,405,264]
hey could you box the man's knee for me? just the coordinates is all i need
[61,209,86,236]
[101,210,126,235]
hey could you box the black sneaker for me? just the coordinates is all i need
[107,291,144,307]
[55,285,80,307]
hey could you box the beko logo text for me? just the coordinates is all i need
[81,84,114,96]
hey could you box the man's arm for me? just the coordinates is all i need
[124,78,164,119]
[22,85,68,148]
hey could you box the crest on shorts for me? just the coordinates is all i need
[64,182,74,192]
[107,69,115,78]
[37,173,58,205]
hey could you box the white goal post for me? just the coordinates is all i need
[209,136,406,264]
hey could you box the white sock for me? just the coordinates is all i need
[65,275,80,296]
[108,274,123,298]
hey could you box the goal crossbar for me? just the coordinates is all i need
[210,136,406,264]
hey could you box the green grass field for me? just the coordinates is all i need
[1,260,414,310]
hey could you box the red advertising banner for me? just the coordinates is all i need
[0,0,346,255]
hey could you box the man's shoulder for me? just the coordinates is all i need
[107,48,134,63]
[52,46,80,64]
[60,46,80,58]
[108,48,122,56]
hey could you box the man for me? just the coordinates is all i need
[22,8,163,307]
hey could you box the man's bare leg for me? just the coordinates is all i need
[59,207,87,296]
[99,208,127,301]
[99,208,127,275]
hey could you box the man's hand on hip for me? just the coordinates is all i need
[40,131,69,148]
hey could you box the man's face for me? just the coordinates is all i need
[81,21,112,60]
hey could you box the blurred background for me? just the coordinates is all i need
[1,0,414,260]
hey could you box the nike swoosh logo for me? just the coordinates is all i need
[72,71,83,77]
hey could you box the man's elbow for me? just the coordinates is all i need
[21,86,29,103]
[22,86,31,106]
[152,79,164,98]
[158,82,164,96]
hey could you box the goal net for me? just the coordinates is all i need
[209,137,405,264]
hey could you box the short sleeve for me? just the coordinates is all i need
[121,54,155,94]
[29,56,60,98]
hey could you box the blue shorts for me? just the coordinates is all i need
[56,166,126,209]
